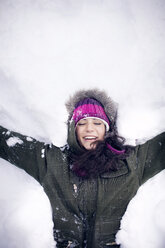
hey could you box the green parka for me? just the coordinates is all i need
[0,124,165,248]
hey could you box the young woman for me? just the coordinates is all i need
[0,88,164,248]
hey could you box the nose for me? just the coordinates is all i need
[86,123,94,132]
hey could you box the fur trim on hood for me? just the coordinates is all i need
[65,88,118,128]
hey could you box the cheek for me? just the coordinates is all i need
[75,127,82,142]
[98,126,106,138]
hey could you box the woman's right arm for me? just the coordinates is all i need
[0,125,47,183]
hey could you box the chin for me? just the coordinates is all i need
[85,143,96,150]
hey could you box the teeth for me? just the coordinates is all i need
[84,137,96,140]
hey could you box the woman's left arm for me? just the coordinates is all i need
[140,132,165,184]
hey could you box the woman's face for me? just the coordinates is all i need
[76,118,106,150]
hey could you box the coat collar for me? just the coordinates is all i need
[100,160,129,178]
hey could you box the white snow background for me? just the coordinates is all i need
[0,0,165,247]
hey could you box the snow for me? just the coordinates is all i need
[116,171,165,248]
[6,137,23,147]
[0,0,165,247]
[26,137,34,142]
[0,159,55,248]
[41,148,45,158]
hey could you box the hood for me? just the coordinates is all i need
[65,88,118,153]
[65,88,118,127]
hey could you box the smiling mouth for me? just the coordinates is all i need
[84,136,97,141]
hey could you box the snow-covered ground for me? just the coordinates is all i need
[0,0,165,247]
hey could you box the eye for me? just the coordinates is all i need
[94,122,102,125]
[77,122,86,126]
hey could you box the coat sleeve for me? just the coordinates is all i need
[0,125,48,183]
[137,132,165,185]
